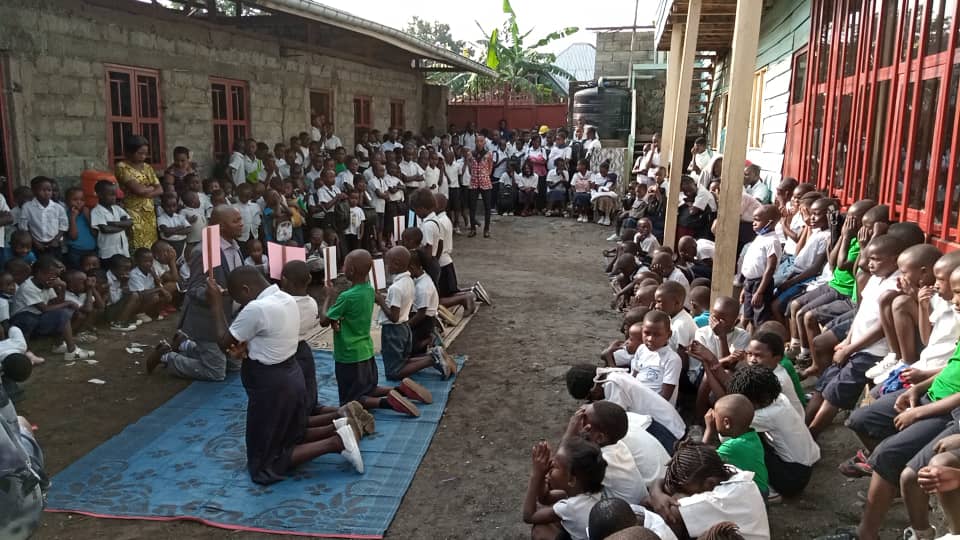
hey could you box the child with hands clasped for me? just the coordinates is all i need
[630,310,682,405]
[522,437,607,540]
[702,393,769,496]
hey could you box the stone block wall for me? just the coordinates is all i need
[0,0,428,184]
[594,30,658,79]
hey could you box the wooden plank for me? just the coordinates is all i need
[661,23,685,158]
[712,0,763,301]
[665,0,703,249]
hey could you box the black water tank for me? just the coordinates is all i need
[572,86,630,141]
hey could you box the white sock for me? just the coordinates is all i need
[800,347,810,356]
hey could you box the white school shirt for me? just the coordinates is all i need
[277,159,291,180]
[355,144,370,168]
[435,212,455,266]
[773,363,805,417]
[310,126,322,142]
[457,159,472,188]
[553,492,601,540]
[244,255,269,273]
[850,272,902,356]
[745,180,771,204]
[686,185,717,212]
[180,206,206,243]
[601,440,648,504]
[228,152,256,186]
[492,149,509,179]
[782,212,806,255]
[518,174,539,189]
[368,176,389,213]
[157,211,190,242]
[229,285,300,365]
[323,135,342,151]
[0,327,27,362]
[335,170,354,191]
[630,505,679,540]
[0,194,10,248]
[315,185,341,206]
[306,167,324,187]
[233,201,262,242]
[10,279,55,317]
[198,192,213,217]
[400,160,425,188]
[153,260,170,278]
[691,325,751,382]
[91,204,130,259]
[128,266,156,292]
[413,272,439,317]
[915,294,960,371]
[19,199,67,243]
[420,212,442,257]
[631,345,682,405]
[547,144,572,170]
[634,234,660,257]
[669,309,698,355]
[741,232,782,279]
[378,271,414,325]
[678,469,770,540]
[363,167,376,184]
[346,206,365,236]
[602,370,686,438]
[104,270,124,305]
[612,346,633,367]
[381,140,402,153]
[583,138,602,160]
[294,294,319,342]
[753,393,821,467]
[793,227,831,273]
[623,412,671,488]
[64,290,87,309]
[424,166,440,191]
[386,175,405,202]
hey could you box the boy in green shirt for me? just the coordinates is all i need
[703,393,769,495]
[319,249,424,416]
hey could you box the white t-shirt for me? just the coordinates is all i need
[457,159,472,188]
[623,412,671,488]
[613,347,633,367]
[323,135,342,151]
[424,166,440,191]
[850,272,901,356]
[180,206,206,243]
[91,204,130,259]
[400,160,425,188]
[547,169,568,189]
[547,144,572,170]
[793,228,831,273]
[782,212,806,255]
[670,309,698,356]
[413,273,439,317]
[634,234,660,256]
[10,279,55,317]
[244,255,269,271]
[915,294,960,371]
[346,206,365,236]
[294,294,319,342]
[741,232,782,280]
[773,363,805,417]
[435,213,454,266]
[665,267,690,295]
[753,393,820,466]
[368,176,390,213]
[518,174,539,189]
[691,325,751,381]
[233,201,262,242]
[386,175,405,202]
[602,371,686,438]
[631,505,679,540]
[157,211,190,242]
[19,199,67,243]
[378,271,414,325]
[553,492,601,540]
[678,469,770,540]
[336,170,354,191]
[601,440,648,504]
[128,267,156,292]
[229,285,300,365]
[442,161,460,195]
[64,290,87,309]
[631,345,682,405]
[105,270,124,305]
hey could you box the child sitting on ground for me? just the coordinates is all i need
[565,402,647,504]
[739,205,782,331]
[572,159,593,223]
[10,256,93,360]
[63,269,102,343]
[688,296,752,419]
[128,247,172,322]
[602,309,650,368]
[104,255,144,333]
[630,311,682,405]
[634,218,660,263]
[807,234,905,436]
[180,190,205,254]
[651,249,690,294]
[728,363,820,499]
[587,497,678,540]
[545,158,569,217]
[91,180,132,263]
[522,437,607,540]
[654,281,697,363]
[689,286,711,328]
[243,239,269,275]
[150,241,181,312]
[157,192,191,259]
[703,393,769,496]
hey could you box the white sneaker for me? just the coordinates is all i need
[136,313,152,323]
[866,353,901,383]
[337,425,364,473]
[606,233,619,241]
[110,321,138,332]
[904,526,937,540]
[64,347,94,361]
[52,342,69,354]
[333,417,348,430]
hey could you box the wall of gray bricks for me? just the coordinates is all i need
[0,0,435,184]
[593,30,658,79]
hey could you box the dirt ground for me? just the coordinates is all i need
[24,215,923,539]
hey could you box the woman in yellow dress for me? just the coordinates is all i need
[115,135,163,249]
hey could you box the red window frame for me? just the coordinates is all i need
[211,78,249,162]
[105,65,164,167]
[0,66,12,201]
[793,0,960,249]
[390,100,405,131]
[354,96,372,144]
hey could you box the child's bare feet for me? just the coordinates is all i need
[146,341,171,375]
[25,351,44,366]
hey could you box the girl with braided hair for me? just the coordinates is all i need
[522,437,607,540]
[648,440,770,540]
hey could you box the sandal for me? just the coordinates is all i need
[855,448,871,463]
[838,456,873,478]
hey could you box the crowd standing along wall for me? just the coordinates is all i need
[0,0,432,183]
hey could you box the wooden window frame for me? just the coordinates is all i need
[105,64,164,167]
[310,89,333,125]
[354,95,372,145]
[210,77,250,162]
[390,99,405,131]
[748,68,767,149]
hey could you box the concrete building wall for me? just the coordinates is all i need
[594,30,658,79]
[0,0,427,183]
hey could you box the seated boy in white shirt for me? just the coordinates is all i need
[567,401,648,505]
[156,193,191,259]
[650,250,690,295]
[103,255,146,332]
[654,282,697,389]
[128,248,172,322]
[688,296,751,414]
[602,309,650,368]
[630,311,682,405]
[739,205,782,331]
[64,269,103,342]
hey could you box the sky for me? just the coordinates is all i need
[316,0,658,55]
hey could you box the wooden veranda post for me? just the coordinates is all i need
[663,0,702,249]
[711,0,763,301]
[661,23,684,158]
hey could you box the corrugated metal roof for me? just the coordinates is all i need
[551,42,597,93]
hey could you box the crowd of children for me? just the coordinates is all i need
[521,164,960,540]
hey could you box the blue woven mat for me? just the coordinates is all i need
[46,351,465,538]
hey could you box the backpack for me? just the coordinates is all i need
[332,200,351,231]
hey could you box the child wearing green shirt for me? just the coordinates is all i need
[319,249,424,416]
[703,393,769,495]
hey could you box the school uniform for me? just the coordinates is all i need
[399,160,425,189]
[411,273,439,355]
[717,429,769,493]
[335,170,354,191]
[128,266,157,293]
[601,370,686,448]
[18,199,67,248]
[180,206,206,251]
[244,256,269,275]
[553,492,602,540]
[816,271,900,410]
[571,173,592,209]
[622,412,671,487]
[9,278,69,339]
[233,201,263,245]
[774,227,831,304]
[157,210,190,257]
[601,440,648,504]
[753,393,820,496]
[423,166,440,192]
[668,309,697,358]
[378,271,415,380]
[630,344,682,406]
[630,504,679,540]
[740,231,782,325]
[228,284,307,485]
[912,294,960,372]
[290,294,320,416]
[326,282,377,405]
[773,363,805,417]
[546,169,568,203]
[677,469,770,540]
[442,161,459,200]
[633,233,660,259]
[90,204,130,260]
[744,180,771,204]
[345,206,365,252]
[690,325,751,384]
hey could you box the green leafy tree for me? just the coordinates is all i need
[405,17,476,88]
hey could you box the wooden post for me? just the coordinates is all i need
[660,23,685,157]
[711,0,763,301]
[663,0,702,249]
